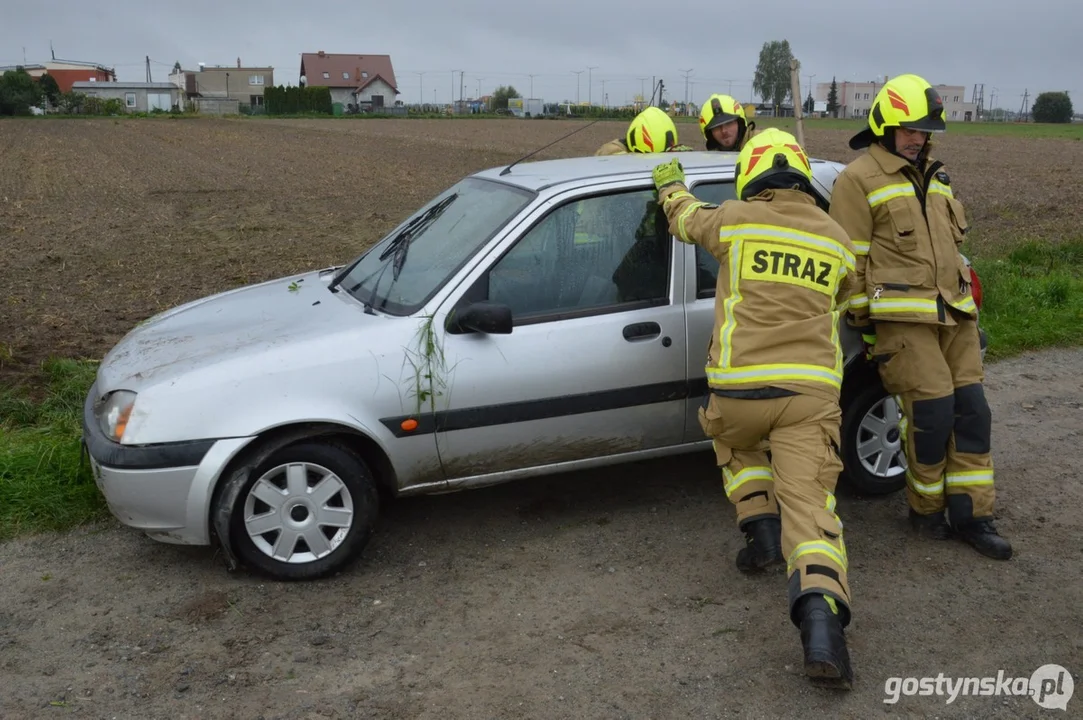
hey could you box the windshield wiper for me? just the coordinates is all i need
[344,193,458,312]
[327,193,457,296]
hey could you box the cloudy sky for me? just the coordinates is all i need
[3,0,1079,110]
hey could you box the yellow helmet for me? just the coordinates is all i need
[698,94,751,150]
[625,106,678,153]
[734,128,813,201]
[849,74,946,149]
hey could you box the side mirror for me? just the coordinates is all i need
[448,301,513,335]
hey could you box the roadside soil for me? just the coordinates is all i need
[1,346,1081,719]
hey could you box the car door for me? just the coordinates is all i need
[429,182,690,481]
[680,178,739,443]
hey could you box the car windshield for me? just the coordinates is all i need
[338,177,534,315]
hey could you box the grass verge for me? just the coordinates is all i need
[0,358,106,540]
[971,239,1083,360]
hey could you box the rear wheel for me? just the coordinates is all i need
[839,369,908,496]
[223,440,379,580]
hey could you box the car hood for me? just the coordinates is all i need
[97,267,380,390]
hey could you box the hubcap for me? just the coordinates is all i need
[856,396,908,479]
[243,462,354,564]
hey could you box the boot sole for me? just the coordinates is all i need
[805,660,853,690]
[736,556,785,574]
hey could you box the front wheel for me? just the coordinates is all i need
[839,369,908,496]
[221,440,380,581]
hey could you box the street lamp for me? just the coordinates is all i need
[573,70,583,104]
[587,66,598,105]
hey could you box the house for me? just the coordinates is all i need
[71,81,182,112]
[815,79,978,121]
[299,51,399,110]
[1,59,115,93]
[169,59,274,109]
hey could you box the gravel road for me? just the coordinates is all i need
[2,347,1081,719]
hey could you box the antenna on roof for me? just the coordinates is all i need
[499,117,603,176]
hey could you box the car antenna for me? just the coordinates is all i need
[499,117,603,176]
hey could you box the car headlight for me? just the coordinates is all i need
[96,390,138,442]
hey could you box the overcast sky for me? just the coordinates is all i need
[3,0,1079,110]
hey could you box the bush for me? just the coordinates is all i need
[264,84,333,115]
[1031,91,1073,124]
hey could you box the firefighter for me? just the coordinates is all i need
[828,74,1011,560]
[595,106,691,155]
[652,128,857,689]
[698,93,756,152]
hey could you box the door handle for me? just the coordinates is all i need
[623,321,661,341]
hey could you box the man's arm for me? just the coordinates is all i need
[652,159,731,261]
[827,170,873,331]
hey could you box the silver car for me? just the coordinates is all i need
[82,150,987,580]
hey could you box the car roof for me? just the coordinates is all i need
[472,150,842,193]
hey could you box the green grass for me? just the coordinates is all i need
[971,239,1083,359]
[0,358,107,539]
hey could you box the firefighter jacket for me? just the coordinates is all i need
[595,139,630,156]
[827,143,976,329]
[658,185,856,403]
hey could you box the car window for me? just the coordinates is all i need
[688,181,737,298]
[338,177,534,316]
[484,188,672,322]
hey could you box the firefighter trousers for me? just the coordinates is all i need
[869,311,995,524]
[699,392,850,627]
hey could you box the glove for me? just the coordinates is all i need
[652,158,685,193]
[667,144,693,152]
[861,332,877,362]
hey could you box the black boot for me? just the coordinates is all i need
[909,509,951,540]
[735,517,783,573]
[797,594,853,690]
[954,519,1013,560]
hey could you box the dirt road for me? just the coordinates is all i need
[2,347,1082,719]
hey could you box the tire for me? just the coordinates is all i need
[839,367,908,497]
[223,440,379,581]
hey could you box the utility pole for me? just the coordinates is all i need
[459,70,465,106]
[528,73,536,99]
[451,70,460,110]
[573,70,583,104]
[146,55,152,83]
[600,79,606,108]
[477,77,483,101]
[587,66,598,105]
[679,68,693,115]
[415,71,425,106]
[1019,89,1029,122]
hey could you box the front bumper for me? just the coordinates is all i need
[82,382,254,545]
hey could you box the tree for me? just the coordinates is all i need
[827,76,839,117]
[38,73,61,106]
[804,92,814,115]
[1031,91,1073,123]
[490,85,521,111]
[0,68,44,116]
[753,40,796,111]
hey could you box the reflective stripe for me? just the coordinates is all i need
[871,297,940,314]
[788,540,848,573]
[719,238,743,368]
[707,363,843,389]
[907,470,943,496]
[945,469,994,488]
[677,201,710,243]
[929,181,954,198]
[866,183,916,208]
[851,240,870,256]
[718,223,856,270]
[849,293,869,309]
[722,465,773,497]
[824,491,837,513]
[950,296,978,314]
